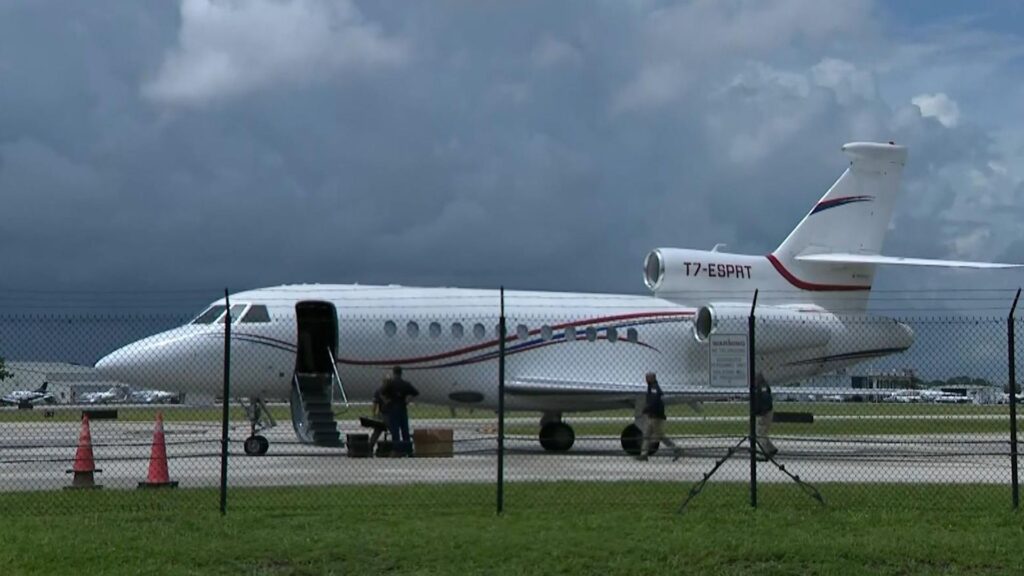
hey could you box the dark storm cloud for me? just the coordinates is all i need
[0,0,1021,316]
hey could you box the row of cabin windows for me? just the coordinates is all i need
[383,320,638,344]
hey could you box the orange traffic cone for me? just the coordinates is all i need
[138,412,178,489]
[65,414,102,489]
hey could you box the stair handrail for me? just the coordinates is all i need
[326,347,350,409]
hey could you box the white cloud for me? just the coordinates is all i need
[613,0,872,112]
[143,0,408,106]
[532,36,582,69]
[911,92,961,127]
[811,58,876,103]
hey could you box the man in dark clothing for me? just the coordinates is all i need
[367,376,391,455]
[754,373,778,458]
[381,366,418,455]
[637,372,682,461]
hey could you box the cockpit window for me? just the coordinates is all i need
[192,305,227,324]
[240,305,271,323]
[218,304,249,324]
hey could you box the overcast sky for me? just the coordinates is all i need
[2,0,1023,315]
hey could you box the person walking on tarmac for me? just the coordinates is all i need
[381,366,419,456]
[637,372,683,461]
[755,373,779,459]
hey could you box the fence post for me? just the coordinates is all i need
[497,286,506,515]
[219,289,231,516]
[1009,288,1020,510]
[748,289,758,509]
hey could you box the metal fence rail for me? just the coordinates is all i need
[0,289,1019,515]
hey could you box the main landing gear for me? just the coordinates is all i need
[538,412,575,452]
[534,413,667,456]
[620,422,659,456]
[240,397,276,456]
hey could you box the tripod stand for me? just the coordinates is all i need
[678,437,825,513]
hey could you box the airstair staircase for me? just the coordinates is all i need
[292,369,343,448]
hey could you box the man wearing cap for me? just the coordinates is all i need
[637,372,683,461]
[381,366,419,456]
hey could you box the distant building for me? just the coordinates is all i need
[1,361,128,404]
[851,369,916,390]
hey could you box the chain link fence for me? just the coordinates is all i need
[0,294,1020,515]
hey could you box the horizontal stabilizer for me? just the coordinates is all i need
[795,253,1022,269]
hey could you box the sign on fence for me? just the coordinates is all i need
[709,333,748,388]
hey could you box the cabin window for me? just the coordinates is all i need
[585,327,597,342]
[192,305,227,324]
[240,305,271,323]
[473,323,486,339]
[540,325,553,341]
[451,323,464,339]
[517,324,529,341]
[219,304,248,324]
[384,320,397,337]
[626,328,638,343]
[565,326,577,341]
[429,322,442,338]
[406,321,420,338]
[607,327,618,343]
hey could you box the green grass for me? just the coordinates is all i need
[0,483,1021,575]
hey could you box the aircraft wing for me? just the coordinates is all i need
[506,377,913,402]
[506,377,741,402]
[795,253,1022,269]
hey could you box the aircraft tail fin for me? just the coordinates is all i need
[764,142,906,309]
[774,142,907,264]
[769,142,1019,310]
[37,381,48,393]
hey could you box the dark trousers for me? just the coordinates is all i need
[387,409,411,454]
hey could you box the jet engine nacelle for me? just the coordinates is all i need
[693,303,833,353]
[643,248,761,294]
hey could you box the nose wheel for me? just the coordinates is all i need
[244,435,269,456]
[238,397,276,457]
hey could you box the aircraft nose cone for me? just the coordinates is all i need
[95,327,227,394]
[897,321,915,349]
[95,343,163,387]
[94,348,133,383]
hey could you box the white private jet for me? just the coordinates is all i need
[0,381,56,408]
[80,385,130,405]
[95,142,1020,455]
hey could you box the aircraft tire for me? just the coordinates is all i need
[244,435,270,456]
[620,424,659,456]
[621,424,642,455]
[539,422,575,452]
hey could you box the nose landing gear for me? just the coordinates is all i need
[240,397,275,456]
[243,434,269,456]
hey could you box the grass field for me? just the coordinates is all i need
[0,483,1021,575]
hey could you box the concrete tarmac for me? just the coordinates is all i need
[0,418,1013,491]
